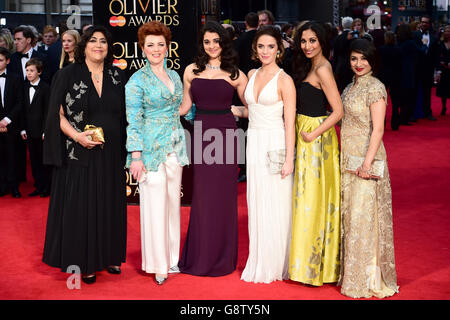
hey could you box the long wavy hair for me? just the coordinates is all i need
[193,21,239,80]
[292,21,330,84]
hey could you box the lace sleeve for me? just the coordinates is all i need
[367,79,387,107]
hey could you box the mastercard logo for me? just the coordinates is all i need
[110,16,126,27]
[113,59,127,70]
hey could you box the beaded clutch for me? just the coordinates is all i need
[345,154,385,179]
[267,149,286,175]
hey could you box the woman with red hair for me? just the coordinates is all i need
[126,21,190,285]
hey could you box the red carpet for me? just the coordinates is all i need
[0,91,449,300]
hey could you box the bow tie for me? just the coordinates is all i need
[30,84,39,90]
[19,53,29,59]
[422,31,429,35]
[0,73,6,78]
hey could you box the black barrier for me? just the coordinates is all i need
[93,0,199,205]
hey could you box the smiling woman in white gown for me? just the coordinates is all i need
[232,26,296,283]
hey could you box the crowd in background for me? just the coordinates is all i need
[0,13,449,195]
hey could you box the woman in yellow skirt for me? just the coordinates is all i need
[288,22,344,286]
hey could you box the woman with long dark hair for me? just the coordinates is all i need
[232,26,296,283]
[178,21,248,276]
[288,21,343,286]
[42,26,127,284]
[338,39,398,298]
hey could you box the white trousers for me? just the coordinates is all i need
[139,153,182,274]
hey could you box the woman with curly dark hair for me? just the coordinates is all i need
[178,21,247,276]
[288,21,343,286]
[42,26,127,284]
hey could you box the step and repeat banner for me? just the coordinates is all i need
[93,0,199,205]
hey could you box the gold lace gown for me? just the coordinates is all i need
[338,72,399,298]
[289,82,341,286]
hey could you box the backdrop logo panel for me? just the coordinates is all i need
[93,0,199,205]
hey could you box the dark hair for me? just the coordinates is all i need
[292,21,330,83]
[257,10,275,24]
[0,46,11,60]
[245,12,259,29]
[13,26,35,41]
[349,39,379,75]
[384,31,396,45]
[251,25,285,64]
[25,58,44,73]
[395,23,412,43]
[193,21,239,80]
[74,25,113,65]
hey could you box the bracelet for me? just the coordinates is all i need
[73,133,79,143]
[131,157,142,162]
[359,166,370,174]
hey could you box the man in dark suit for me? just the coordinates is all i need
[233,12,260,182]
[0,47,24,198]
[20,58,50,197]
[333,16,354,92]
[414,15,439,121]
[8,26,50,84]
[235,12,260,76]
[8,26,51,185]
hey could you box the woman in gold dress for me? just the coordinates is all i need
[288,22,343,286]
[338,39,399,298]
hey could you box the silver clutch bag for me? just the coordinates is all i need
[267,149,286,175]
[345,154,385,179]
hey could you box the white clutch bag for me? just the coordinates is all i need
[267,149,286,175]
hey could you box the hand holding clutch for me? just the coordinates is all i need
[84,125,105,143]
[344,154,384,179]
[267,149,286,175]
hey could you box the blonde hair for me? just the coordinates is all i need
[0,30,15,52]
[59,29,80,69]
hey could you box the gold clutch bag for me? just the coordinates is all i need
[267,149,286,175]
[84,125,105,143]
[345,154,385,179]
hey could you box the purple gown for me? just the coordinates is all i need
[178,78,239,276]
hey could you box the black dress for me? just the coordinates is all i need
[43,63,127,274]
[437,42,450,99]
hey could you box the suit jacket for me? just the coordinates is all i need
[0,73,24,132]
[235,29,260,75]
[378,44,403,89]
[413,30,440,81]
[21,80,50,138]
[7,49,50,84]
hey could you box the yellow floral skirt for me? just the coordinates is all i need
[289,115,341,286]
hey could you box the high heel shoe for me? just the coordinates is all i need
[155,274,167,285]
[82,274,96,284]
[107,266,121,274]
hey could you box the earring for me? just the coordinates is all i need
[277,51,280,59]
[165,51,169,58]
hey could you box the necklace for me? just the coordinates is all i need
[93,72,102,83]
[206,63,220,70]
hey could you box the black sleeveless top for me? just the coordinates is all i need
[296,82,328,116]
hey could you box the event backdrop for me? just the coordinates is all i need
[93,0,200,205]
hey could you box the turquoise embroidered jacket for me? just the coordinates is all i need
[125,62,189,171]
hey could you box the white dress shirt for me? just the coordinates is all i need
[21,78,41,137]
[21,48,34,80]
